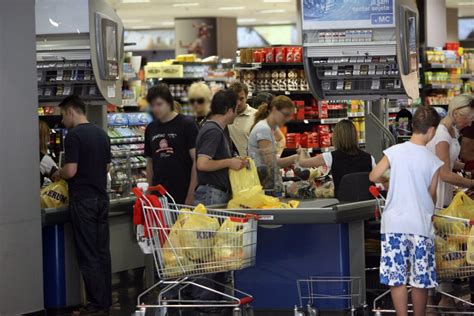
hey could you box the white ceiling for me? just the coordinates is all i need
[106,0,474,30]
[446,0,474,17]
[106,0,298,30]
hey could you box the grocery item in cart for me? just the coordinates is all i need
[227,185,299,209]
[435,235,466,270]
[179,204,220,261]
[40,180,68,209]
[214,217,253,270]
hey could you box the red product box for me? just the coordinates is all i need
[275,47,287,63]
[300,133,309,148]
[286,133,301,148]
[265,47,275,63]
[293,47,302,63]
[318,124,330,135]
[286,46,294,63]
[319,135,332,148]
[320,102,328,119]
[297,108,305,120]
[253,49,265,63]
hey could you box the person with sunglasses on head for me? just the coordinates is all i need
[426,94,474,308]
[145,83,199,205]
[228,81,256,157]
[248,95,298,193]
[188,82,212,127]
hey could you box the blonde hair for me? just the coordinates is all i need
[332,120,359,155]
[254,95,294,126]
[188,82,212,102]
[448,94,474,118]
[39,120,50,155]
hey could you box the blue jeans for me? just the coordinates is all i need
[193,185,230,206]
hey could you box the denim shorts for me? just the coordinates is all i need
[194,185,230,206]
[380,233,437,289]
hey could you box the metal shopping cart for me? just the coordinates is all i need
[370,186,474,315]
[133,184,258,316]
[295,276,367,316]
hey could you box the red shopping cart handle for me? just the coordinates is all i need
[239,296,253,305]
[369,186,380,199]
[148,184,167,196]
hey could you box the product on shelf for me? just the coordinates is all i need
[239,46,303,64]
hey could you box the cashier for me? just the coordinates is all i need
[248,95,298,193]
[298,120,375,198]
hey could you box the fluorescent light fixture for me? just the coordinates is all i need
[458,1,474,5]
[122,0,151,3]
[260,9,286,13]
[263,0,291,2]
[161,21,175,26]
[218,6,245,10]
[173,2,200,7]
[49,18,59,27]
[130,25,152,29]
[238,18,257,23]
[122,19,144,23]
[267,20,292,24]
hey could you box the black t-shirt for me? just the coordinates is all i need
[196,121,232,192]
[331,149,372,198]
[64,123,111,200]
[145,114,199,204]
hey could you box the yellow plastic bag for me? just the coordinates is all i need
[227,185,300,209]
[179,204,220,261]
[40,180,69,209]
[214,218,246,270]
[162,217,195,278]
[229,158,261,195]
[434,192,474,246]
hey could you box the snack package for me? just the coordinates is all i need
[435,235,466,271]
[214,218,247,270]
[229,158,261,196]
[179,204,220,261]
[40,180,69,209]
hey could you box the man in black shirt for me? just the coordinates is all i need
[56,95,112,315]
[145,83,199,204]
[195,90,248,205]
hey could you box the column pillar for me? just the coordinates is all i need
[0,0,44,314]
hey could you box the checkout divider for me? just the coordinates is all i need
[42,197,375,313]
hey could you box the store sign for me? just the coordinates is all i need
[301,0,395,30]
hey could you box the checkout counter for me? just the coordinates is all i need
[42,196,375,313]
[42,197,144,308]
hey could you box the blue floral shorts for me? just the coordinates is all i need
[380,233,437,289]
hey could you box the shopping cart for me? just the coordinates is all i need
[133,184,258,316]
[370,186,474,315]
[295,276,367,315]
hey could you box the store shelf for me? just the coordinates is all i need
[38,95,104,103]
[425,83,462,90]
[284,146,335,154]
[252,90,312,96]
[425,63,462,69]
[287,115,364,125]
[460,74,474,80]
[110,137,145,144]
[111,150,145,158]
[38,80,96,86]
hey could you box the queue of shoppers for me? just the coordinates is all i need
[48,79,474,315]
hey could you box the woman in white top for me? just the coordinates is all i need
[248,95,298,193]
[426,94,474,209]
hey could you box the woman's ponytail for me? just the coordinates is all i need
[253,102,271,127]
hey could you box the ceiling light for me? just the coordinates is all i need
[261,9,286,13]
[122,19,144,23]
[458,1,474,5]
[173,2,200,7]
[267,20,292,24]
[263,0,291,2]
[218,6,245,10]
[161,21,175,26]
[122,0,151,3]
[49,18,59,27]
[238,18,257,23]
[129,25,152,29]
